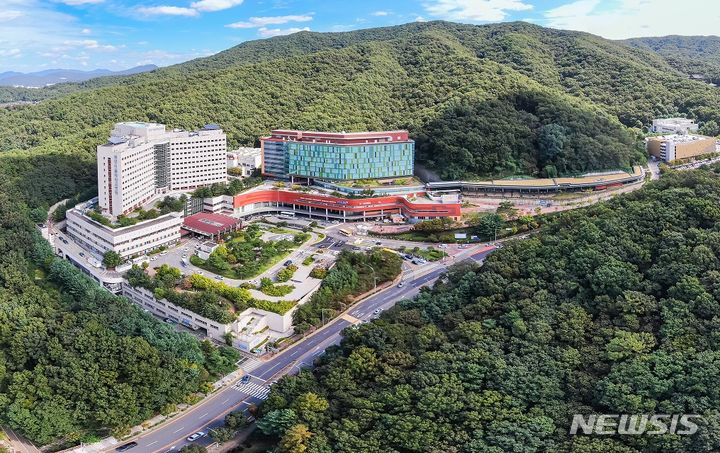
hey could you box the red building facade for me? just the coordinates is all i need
[232,190,461,221]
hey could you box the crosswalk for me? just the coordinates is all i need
[239,358,262,373]
[232,381,271,400]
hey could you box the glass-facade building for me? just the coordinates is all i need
[261,130,415,181]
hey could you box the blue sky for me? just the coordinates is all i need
[0,0,717,72]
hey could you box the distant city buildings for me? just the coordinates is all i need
[261,129,415,181]
[227,147,262,177]
[646,134,716,162]
[98,122,227,218]
[651,118,699,134]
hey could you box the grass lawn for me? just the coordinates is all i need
[413,247,448,261]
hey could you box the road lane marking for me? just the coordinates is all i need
[148,441,158,446]
[221,398,229,404]
[173,427,184,434]
[200,412,208,418]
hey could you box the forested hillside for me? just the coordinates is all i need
[625,35,720,85]
[260,168,720,452]
[0,142,238,445]
[2,21,719,178]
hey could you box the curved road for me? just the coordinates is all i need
[105,245,497,453]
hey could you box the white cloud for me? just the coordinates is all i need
[372,10,389,16]
[0,48,22,57]
[415,16,427,22]
[81,28,92,34]
[545,0,599,19]
[63,39,118,51]
[226,14,313,29]
[424,0,533,22]
[137,5,199,17]
[190,0,243,12]
[544,0,720,39]
[257,26,310,38]
[57,0,104,5]
[0,10,24,21]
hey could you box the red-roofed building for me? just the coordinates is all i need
[182,212,242,240]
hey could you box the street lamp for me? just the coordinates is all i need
[320,308,333,326]
[363,263,378,290]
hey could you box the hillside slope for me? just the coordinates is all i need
[261,168,720,452]
[1,21,718,179]
[625,35,720,85]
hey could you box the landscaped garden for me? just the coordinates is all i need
[190,224,311,279]
[87,195,187,228]
[126,264,296,324]
[398,246,447,261]
[293,249,402,333]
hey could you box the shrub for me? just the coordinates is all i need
[309,267,328,279]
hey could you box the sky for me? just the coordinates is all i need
[0,0,718,72]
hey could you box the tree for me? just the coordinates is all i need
[496,201,519,221]
[256,409,298,436]
[280,424,312,453]
[29,206,48,223]
[179,445,207,453]
[475,213,504,239]
[225,410,249,429]
[700,120,719,137]
[102,250,123,269]
[209,427,235,443]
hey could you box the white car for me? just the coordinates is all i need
[186,432,205,442]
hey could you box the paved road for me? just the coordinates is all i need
[106,245,496,453]
[3,426,41,453]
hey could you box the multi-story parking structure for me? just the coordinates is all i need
[98,122,227,218]
[261,129,414,181]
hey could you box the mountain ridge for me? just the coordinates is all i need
[0,21,718,180]
[0,64,158,88]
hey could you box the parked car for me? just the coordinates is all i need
[79,252,85,258]
[375,241,382,246]
[283,260,293,266]
[186,432,205,442]
[115,442,138,452]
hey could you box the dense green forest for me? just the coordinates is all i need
[1,21,719,178]
[260,169,720,452]
[625,35,720,85]
[0,133,237,446]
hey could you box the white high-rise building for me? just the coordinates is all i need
[97,122,227,217]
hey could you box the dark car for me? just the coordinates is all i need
[283,260,293,266]
[116,442,138,452]
[241,375,250,384]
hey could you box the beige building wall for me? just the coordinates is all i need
[675,138,716,160]
[646,139,663,159]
